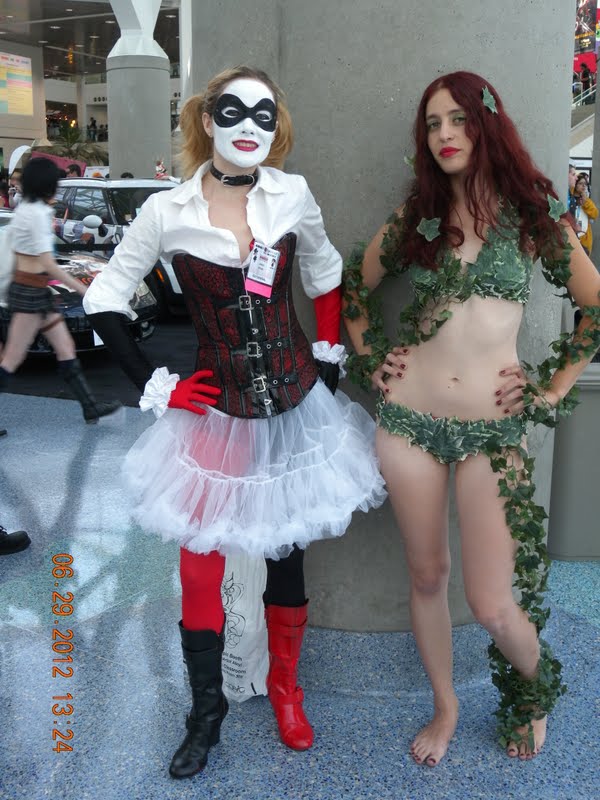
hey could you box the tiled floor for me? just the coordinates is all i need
[1,393,598,800]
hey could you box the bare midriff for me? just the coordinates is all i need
[14,253,46,274]
[384,294,524,420]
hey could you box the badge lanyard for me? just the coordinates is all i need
[240,240,281,418]
[244,241,280,298]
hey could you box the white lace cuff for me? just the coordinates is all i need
[312,341,347,378]
[139,367,180,418]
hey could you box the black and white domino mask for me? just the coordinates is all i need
[214,94,277,132]
[211,78,277,169]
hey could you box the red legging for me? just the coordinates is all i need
[180,548,226,632]
[180,546,306,632]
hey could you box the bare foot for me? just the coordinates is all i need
[410,698,459,767]
[506,714,547,760]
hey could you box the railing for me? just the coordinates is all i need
[572,85,596,108]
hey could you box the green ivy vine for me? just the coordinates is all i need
[343,206,600,749]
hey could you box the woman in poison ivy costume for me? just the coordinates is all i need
[343,71,600,766]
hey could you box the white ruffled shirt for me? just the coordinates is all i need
[83,161,343,320]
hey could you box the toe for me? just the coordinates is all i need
[426,756,437,767]
[506,743,518,758]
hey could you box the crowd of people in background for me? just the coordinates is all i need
[45,116,109,142]
[86,117,109,142]
[568,163,599,255]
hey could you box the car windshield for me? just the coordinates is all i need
[107,186,172,224]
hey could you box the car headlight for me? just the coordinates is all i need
[135,281,151,298]
[131,280,156,310]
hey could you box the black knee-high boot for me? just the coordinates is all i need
[169,622,229,779]
[59,359,122,423]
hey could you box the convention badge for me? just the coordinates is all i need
[244,241,280,298]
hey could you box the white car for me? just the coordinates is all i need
[53,177,183,318]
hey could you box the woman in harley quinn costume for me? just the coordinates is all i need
[83,65,386,779]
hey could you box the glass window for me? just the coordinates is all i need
[107,187,171,224]
[52,186,71,217]
[70,188,109,222]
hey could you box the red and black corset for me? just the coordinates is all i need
[172,233,319,419]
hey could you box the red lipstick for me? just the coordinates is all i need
[439,147,460,158]
[233,140,258,151]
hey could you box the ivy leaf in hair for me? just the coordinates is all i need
[403,154,416,173]
[547,195,566,222]
[482,86,497,114]
[417,217,441,242]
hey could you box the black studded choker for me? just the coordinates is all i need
[209,163,258,187]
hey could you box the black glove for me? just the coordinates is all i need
[86,311,154,392]
[315,359,340,395]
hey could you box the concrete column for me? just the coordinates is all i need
[179,0,280,100]
[75,76,86,132]
[181,1,574,631]
[106,0,171,178]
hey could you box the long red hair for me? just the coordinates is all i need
[400,71,565,269]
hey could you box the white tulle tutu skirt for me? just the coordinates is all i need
[123,380,386,559]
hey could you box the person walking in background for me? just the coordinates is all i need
[573,173,598,255]
[568,163,578,216]
[0,158,121,423]
[8,169,22,208]
[580,62,591,94]
[344,71,600,765]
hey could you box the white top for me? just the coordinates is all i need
[83,162,343,320]
[11,200,55,255]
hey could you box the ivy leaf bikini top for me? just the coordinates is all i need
[408,203,535,308]
[342,198,586,397]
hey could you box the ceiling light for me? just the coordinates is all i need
[50,25,61,30]
[105,20,116,24]
[90,35,99,39]
[39,39,48,44]
[75,44,83,47]
[6,15,13,19]
[0,31,7,35]
[66,7,73,10]
[166,14,176,18]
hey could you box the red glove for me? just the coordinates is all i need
[313,285,342,345]
[167,370,221,416]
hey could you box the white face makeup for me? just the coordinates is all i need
[212,78,276,170]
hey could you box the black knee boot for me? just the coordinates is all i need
[169,622,229,779]
[59,359,122,423]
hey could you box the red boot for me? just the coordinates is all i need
[265,602,314,750]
